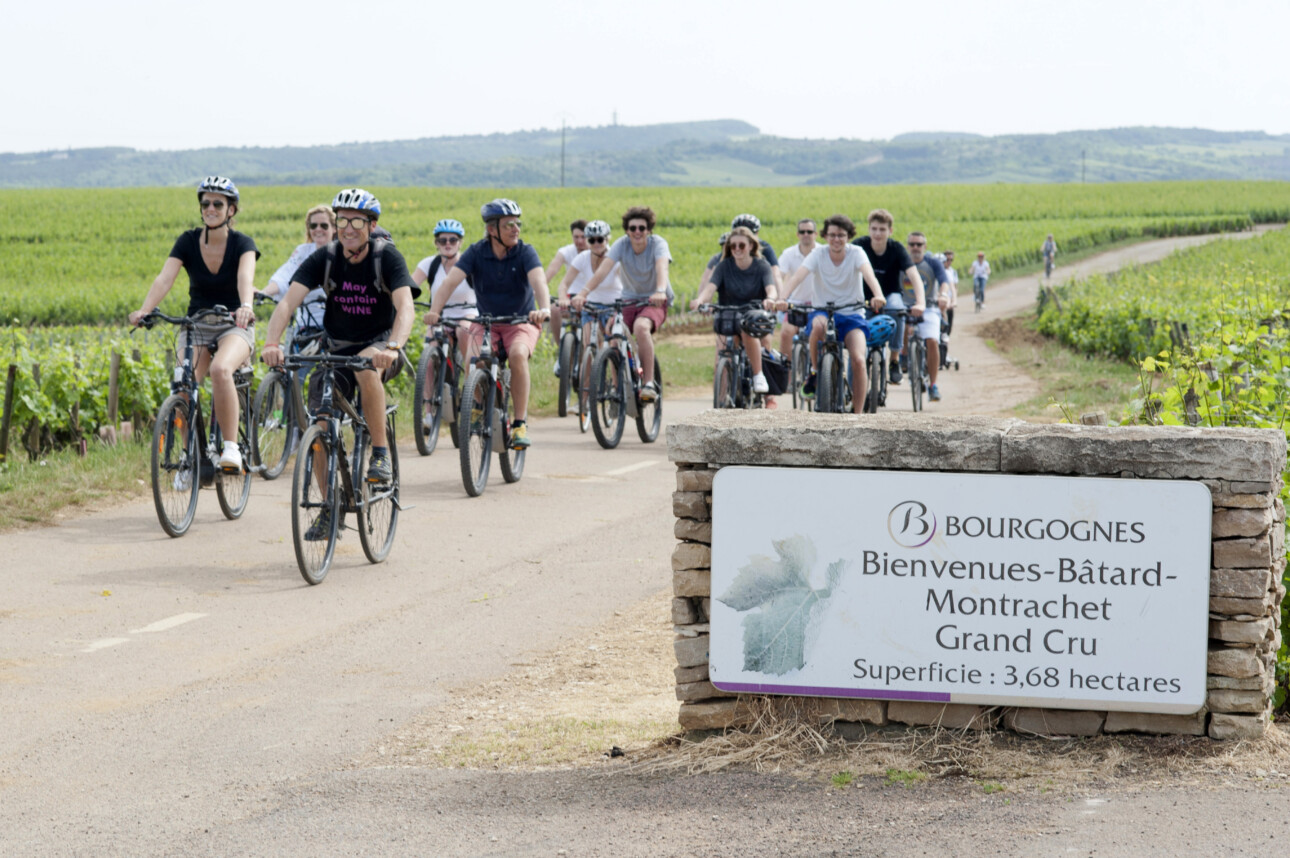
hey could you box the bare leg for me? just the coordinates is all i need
[509,341,532,420]
[845,330,868,414]
[633,317,656,384]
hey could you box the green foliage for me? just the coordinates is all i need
[830,771,854,788]
[884,768,926,787]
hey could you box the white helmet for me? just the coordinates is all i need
[584,220,611,239]
[332,188,381,219]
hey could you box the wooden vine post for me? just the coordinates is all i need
[0,363,17,463]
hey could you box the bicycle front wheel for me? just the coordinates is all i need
[635,357,662,444]
[909,340,925,412]
[576,346,593,433]
[412,347,442,457]
[557,331,576,418]
[151,394,200,538]
[292,424,339,585]
[358,416,399,563]
[713,356,736,410]
[591,347,626,449]
[817,352,840,414]
[459,367,493,497]
[865,349,883,413]
[251,370,291,480]
[215,387,252,520]
[791,341,809,411]
[498,370,525,483]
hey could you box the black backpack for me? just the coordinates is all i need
[424,255,474,289]
[319,238,391,298]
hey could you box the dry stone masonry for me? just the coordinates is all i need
[669,411,1286,740]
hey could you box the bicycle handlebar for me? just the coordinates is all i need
[282,353,377,372]
[134,306,234,330]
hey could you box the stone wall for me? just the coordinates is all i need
[669,411,1287,740]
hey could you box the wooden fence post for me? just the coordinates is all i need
[102,352,122,447]
[0,364,16,462]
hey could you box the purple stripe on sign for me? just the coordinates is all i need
[715,682,951,702]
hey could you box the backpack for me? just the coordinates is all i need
[320,238,390,298]
[425,255,474,289]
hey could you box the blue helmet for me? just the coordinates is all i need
[332,188,381,219]
[480,198,522,223]
[434,218,465,236]
[197,176,239,204]
[866,314,896,348]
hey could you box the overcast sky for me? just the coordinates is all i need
[5,0,1285,154]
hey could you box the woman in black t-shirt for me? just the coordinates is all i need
[690,226,779,395]
[129,176,259,473]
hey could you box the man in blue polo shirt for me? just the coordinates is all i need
[425,198,551,449]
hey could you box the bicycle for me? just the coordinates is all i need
[1044,255,1055,279]
[973,277,986,312]
[555,300,584,422]
[703,302,765,412]
[458,313,532,497]
[411,301,473,456]
[250,291,325,480]
[805,301,867,415]
[785,305,813,411]
[884,307,928,412]
[862,310,896,414]
[572,302,615,435]
[590,298,663,449]
[281,350,403,585]
[136,307,254,537]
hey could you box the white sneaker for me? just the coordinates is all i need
[752,373,769,394]
[219,445,243,473]
[173,469,192,492]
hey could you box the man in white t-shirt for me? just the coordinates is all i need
[970,251,991,308]
[546,219,589,369]
[777,217,818,356]
[777,214,883,413]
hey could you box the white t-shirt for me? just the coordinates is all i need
[555,243,578,270]
[607,235,674,301]
[970,259,991,279]
[416,255,478,320]
[270,243,318,296]
[569,250,623,302]
[801,245,872,306]
[778,243,818,305]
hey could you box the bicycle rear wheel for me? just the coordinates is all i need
[292,424,339,585]
[557,331,576,418]
[909,340,925,412]
[576,346,593,433]
[251,370,291,480]
[713,356,736,409]
[151,394,200,538]
[412,347,442,456]
[215,388,252,520]
[635,357,662,443]
[358,415,399,562]
[591,347,626,449]
[459,367,493,497]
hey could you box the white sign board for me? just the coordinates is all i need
[709,467,1212,714]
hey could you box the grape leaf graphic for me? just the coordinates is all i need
[717,535,845,676]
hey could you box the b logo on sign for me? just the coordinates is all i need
[888,500,936,548]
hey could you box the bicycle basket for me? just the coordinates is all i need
[761,349,790,396]
[712,308,742,337]
[866,314,896,349]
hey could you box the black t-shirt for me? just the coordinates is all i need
[853,236,914,301]
[168,228,260,315]
[710,258,774,305]
[758,240,779,268]
[706,252,722,271]
[291,240,419,343]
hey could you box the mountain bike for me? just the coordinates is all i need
[282,351,403,585]
[136,307,253,537]
[704,302,766,412]
[863,310,896,414]
[555,300,584,421]
[458,314,531,497]
[573,302,614,434]
[884,307,928,412]
[590,298,663,449]
[412,301,473,456]
[786,305,812,411]
[809,301,866,415]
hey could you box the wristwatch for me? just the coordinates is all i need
[386,340,401,351]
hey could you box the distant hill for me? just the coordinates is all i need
[3,121,1289,188]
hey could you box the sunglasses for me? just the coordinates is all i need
[728,242,751,251]
[436,235,461,245]
[200,200,226,210]
[798,229,815,235]
[335,215,371,229]
[909,241,926,247]
[626,224,649,233]
[587,236,606,244]
[308,221,331,230]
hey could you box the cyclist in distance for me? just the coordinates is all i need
[778,214,883,412]
[261,188,418,485]
[579,205,673,403]
[414,218,477,340]
[970,251,991,307]
[690,226,779,395]
[1041,234,1059,278]
[564,219,624,316]
[545,219,589,365]
[904,232,950,401]
[777,217,818,357]
[129,176,259,473]
[941,248,959,355]
[260,204,335,336]
[852,208,925,385]
[424,198,551,450]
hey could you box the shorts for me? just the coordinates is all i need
[306,330,399,413]
[465,321,540,357]
[809,311,868,344]
[623,303,667,333]
[915,308,943,341]
[177,318,254,357]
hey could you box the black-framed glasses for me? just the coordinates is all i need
[798,229,815,235]
[587,236,606,244]
[200,200,226,210]
[335,215,371,230]
[626,224,649,233]
[308,221,331,231]
[436,235,461,245]
[825,232,848,240]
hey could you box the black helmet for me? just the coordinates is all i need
[480,198,522,223]
[740,309,775,338]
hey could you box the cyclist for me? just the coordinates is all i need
[565,219,624,318]
[261,188,418,495]
[260,205,335,339]
[852,208,925,385]
[1041,234,1059,278]
[778,214,883,413]
[413,218,477,344]
[941,248,959,357]
[690,226,778,395]
[129,176,259,473]
[904,232,949,401]
[546,219,588,367]
[424,198,551,450]
[580,206,672,403]
[777,218,818,357]
[697,232,730,302]
[970,251,991,307]
[731,213,782,292]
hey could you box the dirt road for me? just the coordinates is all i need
[1,229,1285,856]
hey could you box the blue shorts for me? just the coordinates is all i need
[809,311,868,343]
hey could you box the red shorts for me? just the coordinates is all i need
[624,304,667,333]
[467,321,540,356]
